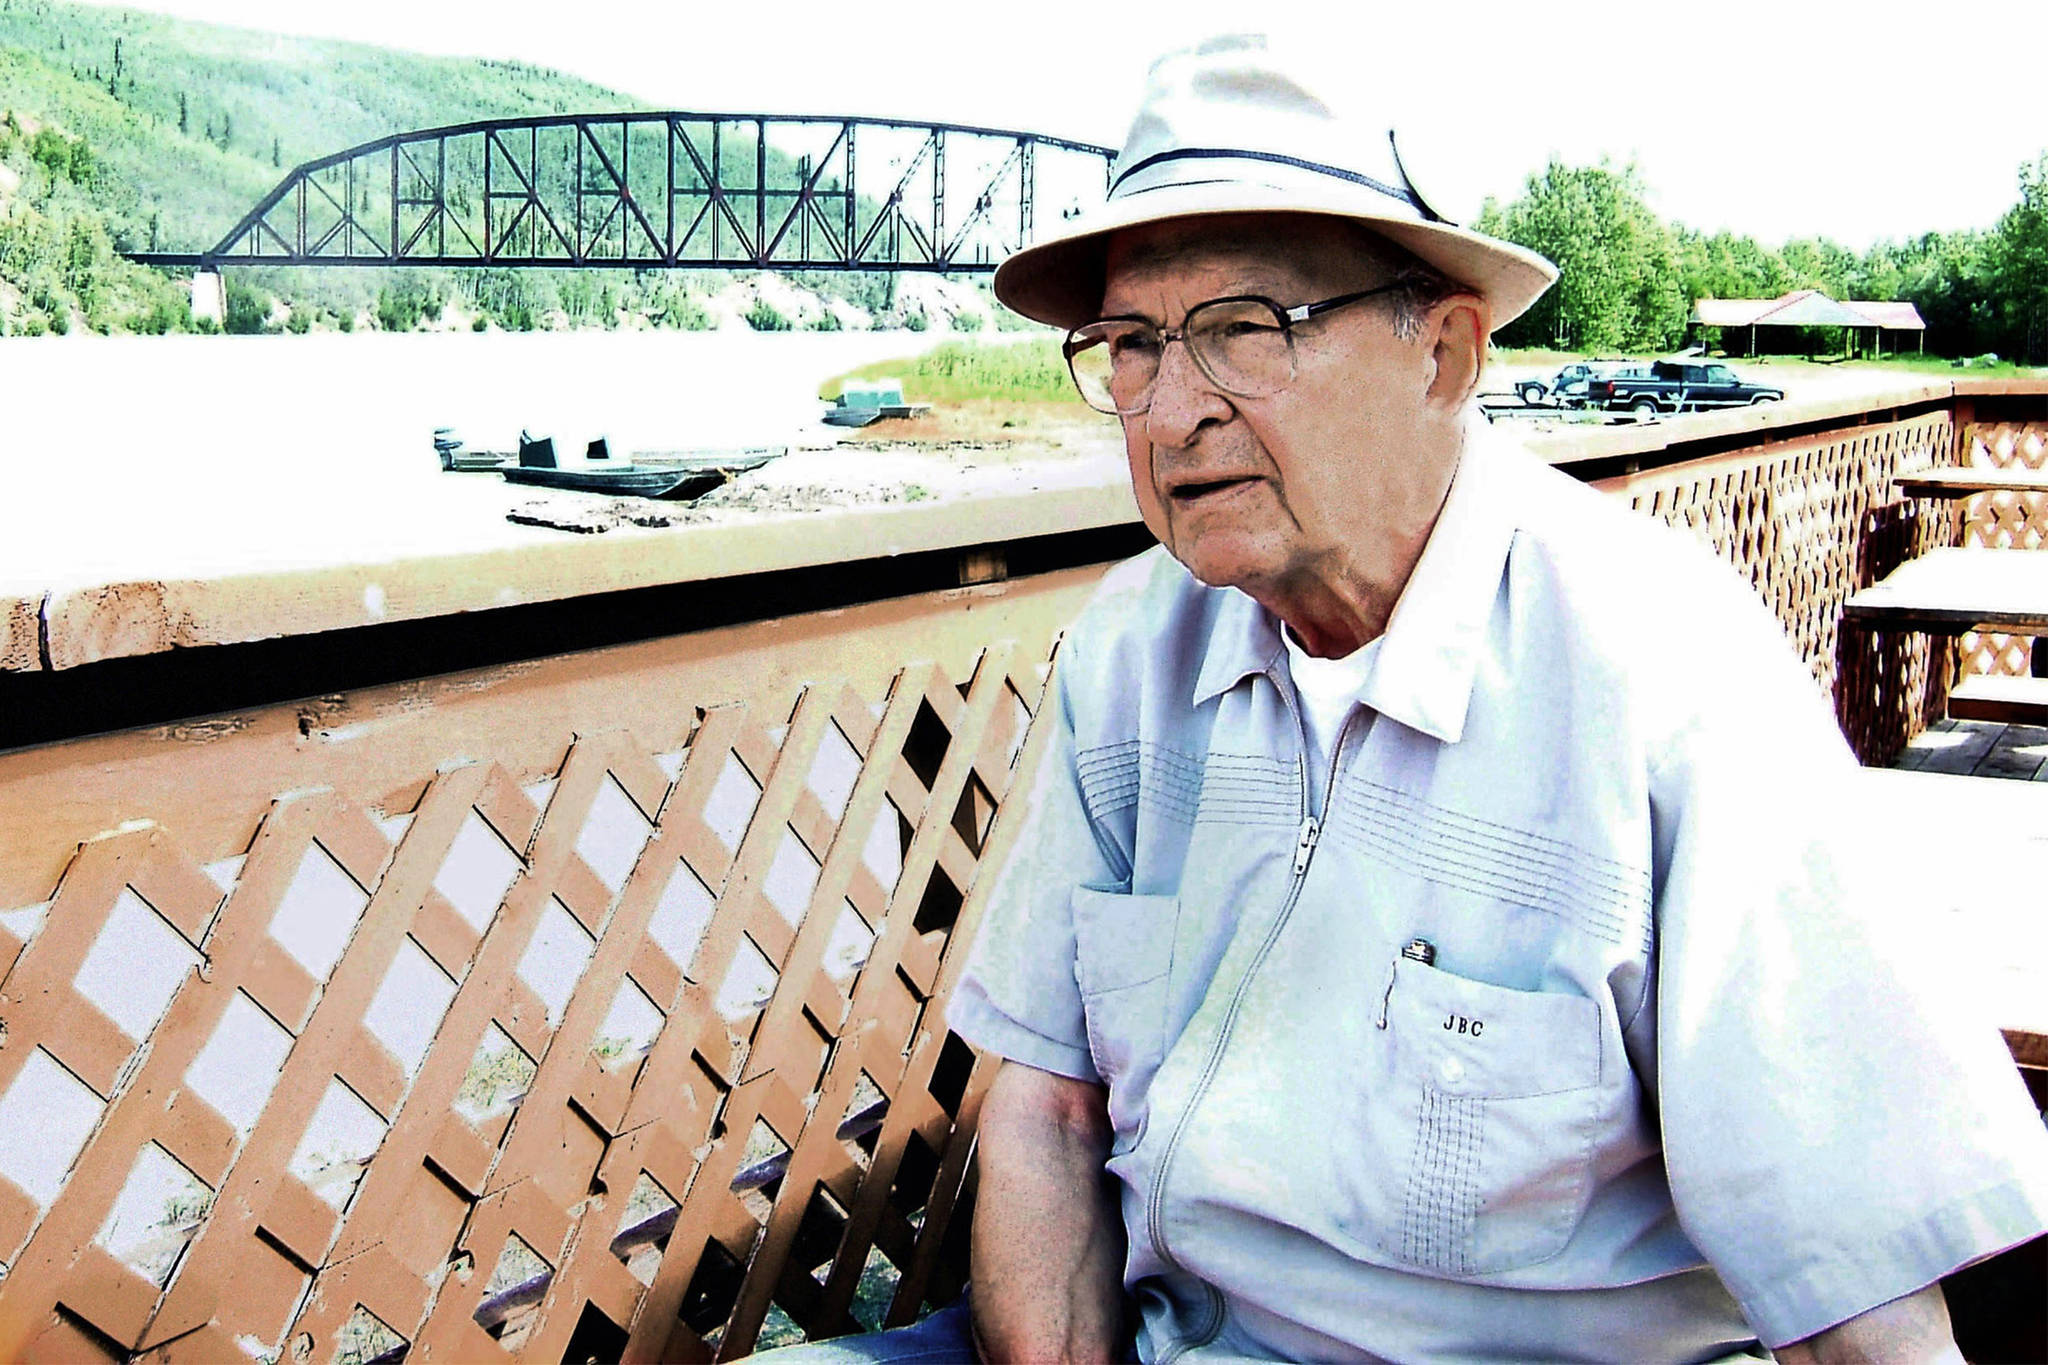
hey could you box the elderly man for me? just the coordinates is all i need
[765,34,2048,1365]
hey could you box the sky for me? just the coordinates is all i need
[64,0,2048,250]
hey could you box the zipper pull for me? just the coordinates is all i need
[1292,816,1320,877]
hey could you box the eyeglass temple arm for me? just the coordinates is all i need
[1284,281,1403,325]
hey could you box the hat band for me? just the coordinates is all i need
[1109,146,1435,221]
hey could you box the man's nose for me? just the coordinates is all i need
[1142,335,1231,447]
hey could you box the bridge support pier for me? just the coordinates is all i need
[190,268,224,328]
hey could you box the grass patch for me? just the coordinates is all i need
[1762,353,2043,379]
[1489,346,1632,367]
[821,338,1082,404]
[1493,345,2045,380]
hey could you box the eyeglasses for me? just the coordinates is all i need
[1062,283,1405,416]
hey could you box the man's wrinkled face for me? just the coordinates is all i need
[1099,215,1453,605]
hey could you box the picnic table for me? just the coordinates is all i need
[1852,465,2048,725]
[1893,466,2048,500]
[1843,547,2048,636]
[1843,547,2048,722]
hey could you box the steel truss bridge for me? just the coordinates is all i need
[124,112,1114,274]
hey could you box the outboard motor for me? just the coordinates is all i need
[518,431,557,469]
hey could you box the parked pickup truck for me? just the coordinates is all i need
[1515,359,1643,407]
[1587,361,1784,416]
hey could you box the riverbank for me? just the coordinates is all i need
[0,331,1132,641]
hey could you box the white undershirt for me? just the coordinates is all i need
[1281,626,1381,813]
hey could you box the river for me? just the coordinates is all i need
[0,329,953,593]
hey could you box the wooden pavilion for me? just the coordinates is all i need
[1692,289,1927,357]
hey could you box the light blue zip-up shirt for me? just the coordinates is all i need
[949,430,2048,1363]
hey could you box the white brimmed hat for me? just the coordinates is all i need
[993,34,1558,331]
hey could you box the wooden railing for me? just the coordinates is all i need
[0,377,2041,1361]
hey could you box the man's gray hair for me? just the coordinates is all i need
[1340,223,1462,340]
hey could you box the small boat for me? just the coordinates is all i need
[822,407,885,428]
[443,449,512,471]
[497,432,783,500]
[635,446,787,474]
[825,378,930,426]
[433,427,510,471]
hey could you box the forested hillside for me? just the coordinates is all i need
[0,0,966,335]
[1,0,2042,355]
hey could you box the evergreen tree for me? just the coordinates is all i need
[1991,154,2048,363]
[272,135,281,168]
[177,90,187,135]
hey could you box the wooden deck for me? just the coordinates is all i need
[1894,717,2048,779]
[1885,725,2048,1071]
[1861,764,2048,1069]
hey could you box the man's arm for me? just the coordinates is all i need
[1773,1283,1964,1365]
[970,1060,1126,1363]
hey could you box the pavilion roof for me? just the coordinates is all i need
[1690,290,1925,330]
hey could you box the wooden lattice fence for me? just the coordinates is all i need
[1594,410,1954,764]
[1956,419,2048,678]
[3,389,2040,1363]
[0,574,1095,1363]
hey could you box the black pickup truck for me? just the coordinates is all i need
[1587,361,1784,416]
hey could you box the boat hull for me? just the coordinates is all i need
[502,466,726,499]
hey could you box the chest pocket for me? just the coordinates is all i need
[1355,956,1603,1277]
[1070,888,1177,1145]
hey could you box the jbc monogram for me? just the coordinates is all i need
[1443,1014,1485,1036]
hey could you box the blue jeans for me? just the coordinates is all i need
[745,1298,977,1363]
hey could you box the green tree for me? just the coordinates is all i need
[61,216,109,318]
[223,276,270,333]
[1674,228,1790,306]
[375,278,437,331]
[1990,153,2048,363]
[1477,159,1685,351]
[1894,230,1995,358]
[177,89,187,135]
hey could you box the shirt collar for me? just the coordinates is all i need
[1363,425,1520,743]
[1189,420,1522,745]
[1192,582,1286,705]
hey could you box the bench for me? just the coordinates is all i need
[1947,675,2048,725]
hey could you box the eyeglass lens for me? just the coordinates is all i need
[1066,297,1297,415]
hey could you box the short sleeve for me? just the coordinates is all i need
[1648,614,2048,1347]
[946,647,1123,1084]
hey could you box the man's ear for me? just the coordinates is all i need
[1424,295,1489,410]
